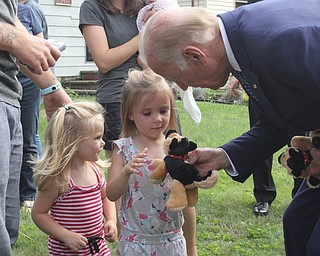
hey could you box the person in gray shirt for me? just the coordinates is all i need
[0,1,71,254]
[79,0,143,160]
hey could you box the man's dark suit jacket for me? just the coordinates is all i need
[218,0,320,182]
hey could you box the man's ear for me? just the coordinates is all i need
[183,46,205,63]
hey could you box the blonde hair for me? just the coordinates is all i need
[33,101,106,191]
[121,68,178,138]
[140,7,217,69]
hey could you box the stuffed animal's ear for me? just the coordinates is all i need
[291,136,313,151]
[166,130,177,138]
[170,138,178,149]
[189,141,197,151]
[288,148,298,156]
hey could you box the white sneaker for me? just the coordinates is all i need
[20,200,34,212]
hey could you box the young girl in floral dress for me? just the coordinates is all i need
[107,68,188,255]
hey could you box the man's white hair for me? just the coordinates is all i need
[140,7,217,70]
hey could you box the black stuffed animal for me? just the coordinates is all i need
[278,129,320,188]
[150,130,219,211]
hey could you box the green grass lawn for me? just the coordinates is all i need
[13,97,292,255]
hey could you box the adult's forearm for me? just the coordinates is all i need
[0,21,18,52]
[221,123,292,182]
[18,64,58,89]
[95,35,140,74]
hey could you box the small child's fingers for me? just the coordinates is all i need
[124,160,143,175]
[131,161,145,173]
[105,231,117,243]
[135,149,148,158]
[132,156,146,165]
[130,153,147,169]
[131,162,143,169]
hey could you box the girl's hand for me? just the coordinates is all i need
[104,219,117,243]
[123,148,148,175]
[62,231,88,252]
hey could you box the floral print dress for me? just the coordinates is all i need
[114,137,187,256]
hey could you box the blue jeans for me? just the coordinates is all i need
[19,80,41,202]
[0,102,22,255]
[101,102,121,151]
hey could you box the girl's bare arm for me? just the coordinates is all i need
[31,184,87,252]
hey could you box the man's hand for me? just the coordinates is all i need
[42,88,72,119]
[11,18,61,75]
[187,148,230,176]
[15,34,60,75]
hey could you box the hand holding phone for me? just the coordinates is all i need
[47,39,66,52]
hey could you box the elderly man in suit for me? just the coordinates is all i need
[139,0,320,255]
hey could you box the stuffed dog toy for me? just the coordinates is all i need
[150,130,219,211]
[278,129,320,188]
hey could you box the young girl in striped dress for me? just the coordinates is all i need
[31,101,117,255]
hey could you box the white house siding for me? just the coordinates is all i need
[178,0,193,6]
[207,0,235,14]
[179,0,234,13]
[38,0,234,78]
[39,0,97,77]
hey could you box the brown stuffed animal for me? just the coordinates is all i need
[278,129,320,188]
[150,130,219,212]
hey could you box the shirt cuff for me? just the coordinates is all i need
[220,148,239,177]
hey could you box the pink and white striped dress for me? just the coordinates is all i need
[48,163,111,255]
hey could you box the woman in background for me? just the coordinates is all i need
[79,0,144,160]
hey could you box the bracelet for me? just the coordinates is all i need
[40,82,62,96]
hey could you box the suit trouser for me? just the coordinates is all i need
[0,103,23,256]
[249,99,277,204]
[283,180,320,256]
[252,156,276,203]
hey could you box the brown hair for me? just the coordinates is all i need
[97,0,144,17]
